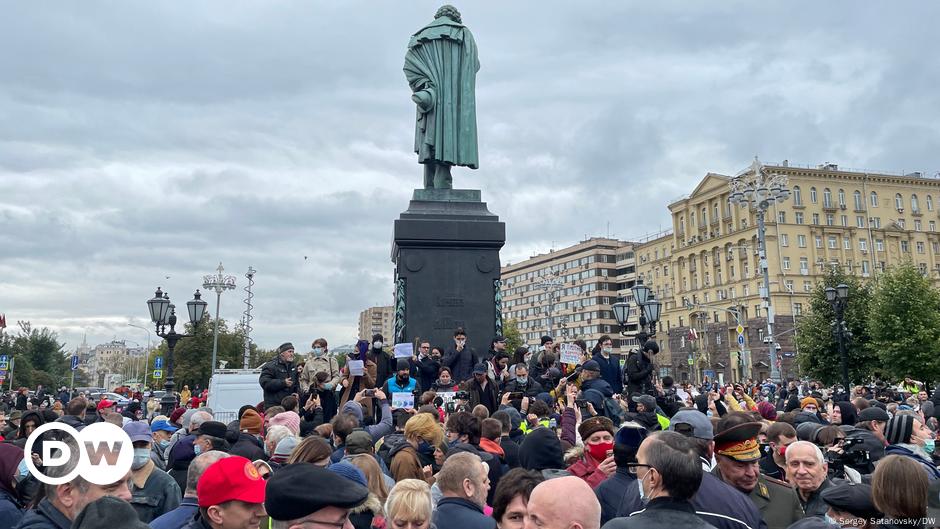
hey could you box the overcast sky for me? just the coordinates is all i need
[3,2,940,355]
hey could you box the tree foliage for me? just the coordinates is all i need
[0,322,76,390]
[867,262,940,382]
[795,269,879,385]
[502,318,523,355]
[151,315,272,390]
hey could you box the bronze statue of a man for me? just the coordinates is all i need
[404,5,480,190]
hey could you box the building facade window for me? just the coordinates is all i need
[826,213,834,226]
[930,221,936,232]
[838,189,846,207]
[915,220,922,231]
[794,303,803,316]
[896,193,904,210]
[780,234,789,246]
[824,188,832,207]
[777,211,786,223]
[901,240,910,253]
[815,235,823,248]
[876,239,885,251]
[841,215,848,227]
[828,236,837,249]
[812,213,820,225]
[912,194,920,211]
[856,215,865,228]
[798,235,807,247]
[859,239,868,251]
[854,190,863,210]
[843,237,851,250]
[928,195,934,211]
[811,187,818,204]
[871,217,881,228]
[870,191,878,207]
[861,261,871,275]
[800,257,809,274]
[793,186,803,205]
[795,212,805,224]
[783,256,791,270]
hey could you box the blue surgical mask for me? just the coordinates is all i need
[924,438,935,454]
[158,440,170,450]
[637,472,649,504]
[194,443,203,456]
[16,458,29,479]
[132,448,150,470]
[313,347,324,356]
[517,377,528,385]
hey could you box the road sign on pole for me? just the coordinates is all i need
[154,357,164,369]
[737,334,746,346]
[735,324,744,335]
[153,369,163,379]
[70,356,79,371]
[0,355,8,370]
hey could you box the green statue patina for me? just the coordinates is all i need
[404,5,479,190]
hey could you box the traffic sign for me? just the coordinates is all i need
[735,325,744,335]
[687,357,694,366]
[70,356,80,371]
[152,369,163,379]
[154,357,164,369]
[704,369,716,379]
[0,355,8,370]
[737,334,745,346]
[0,374,6,381]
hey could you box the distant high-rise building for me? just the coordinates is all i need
[359,306,394,342]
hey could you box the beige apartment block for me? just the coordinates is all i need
[359,306,394,342]
[500,238,632,351]
[636,162,940,384]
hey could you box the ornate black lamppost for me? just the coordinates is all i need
[147,287,207,415]
[612,277,663,350]
[825,283,851,392]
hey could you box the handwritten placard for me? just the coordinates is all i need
[347,360,364,376]
[392,392,415,409]
[559,343,583,365]
[393,343,414,359]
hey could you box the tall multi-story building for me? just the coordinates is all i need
[358,306,394,342]
[636,161,940,384]
[500,238,633,351]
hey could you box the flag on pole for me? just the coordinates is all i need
[0,314,5,329]
[688,328,699,341]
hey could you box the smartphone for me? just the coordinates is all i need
[364,389,376,397]
[606,449,614,458]
[508,392,524,400]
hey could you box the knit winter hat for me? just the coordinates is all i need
[578,416,615,441]
[269,411,301,436]
[328,461,368,488]
[800,397,818,410]
[240,409,264,435]
[885,414,915,445]
[757,401,777,421]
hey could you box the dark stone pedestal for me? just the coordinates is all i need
[391,189,505,350]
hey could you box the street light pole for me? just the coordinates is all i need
[127,323,153,390]
[728,157,791,382]
[203,263,236,379]
[826,284,851,391]
[148,287,207,415]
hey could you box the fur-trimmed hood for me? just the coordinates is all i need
[564,444,585,465]
[349,493,384,516]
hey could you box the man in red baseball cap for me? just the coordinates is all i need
[96,399,116,422]
[185,455,266,529]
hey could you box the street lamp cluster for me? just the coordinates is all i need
[537,273,565,339]
[612,277,663,349]
[825,283,852,391]
[147,287,207,414]
[728,156,791,382]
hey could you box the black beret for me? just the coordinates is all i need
[265,463,369,521]
[857,407,890,423]
[821,482,878,519]
[197,421,228,439]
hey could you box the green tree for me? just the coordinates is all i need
[795,269,879,385]
[867,262,940,382]
[152,314,267,390]
[502,318,523,355]
[0,322,70,390]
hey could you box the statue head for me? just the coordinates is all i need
[435,5,462,24]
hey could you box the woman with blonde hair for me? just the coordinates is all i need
[346,454,391,529]
[390,412,443,482]
[385,479,433,529]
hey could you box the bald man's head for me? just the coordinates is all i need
[524,476,600,529]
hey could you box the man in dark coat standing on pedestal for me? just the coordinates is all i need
[259,343,298,410]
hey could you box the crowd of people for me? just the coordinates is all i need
[1,329,939,529]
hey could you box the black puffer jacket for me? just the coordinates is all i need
[259,356,298,408]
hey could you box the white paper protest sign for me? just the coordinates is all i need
[392,392,415,409]
[346,360,364,376]
[559,343,583,365]
[393,343,414,359]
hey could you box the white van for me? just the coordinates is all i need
[206,368,264,425]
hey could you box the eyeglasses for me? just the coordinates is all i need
[625,463,653,477]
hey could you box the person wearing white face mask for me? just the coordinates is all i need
[602,431,715,529]
[300,338,340,421]
[591,335,623,394]
[123,421,182,523]
[883,413,940,480]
